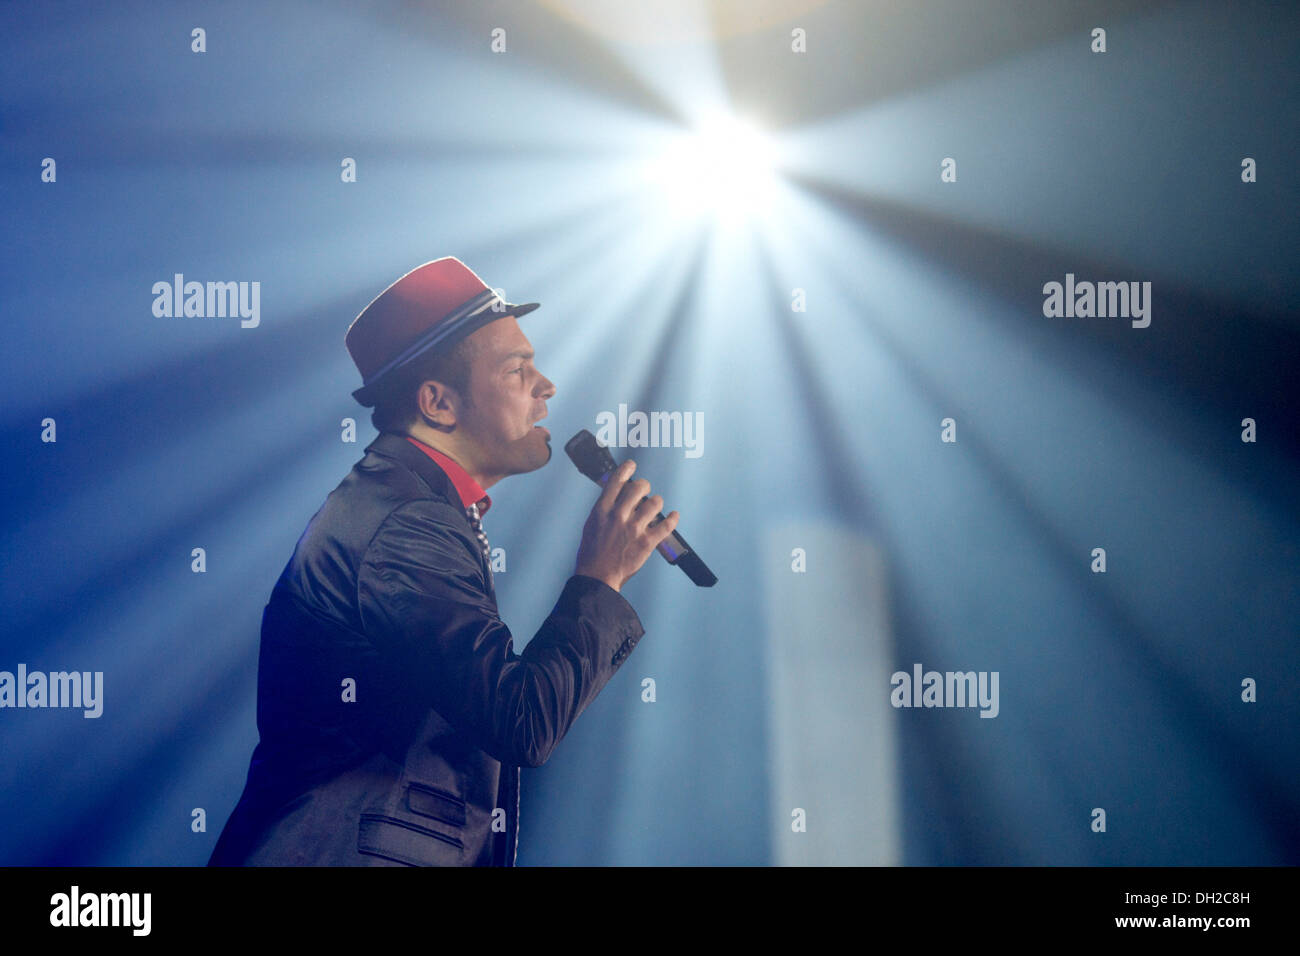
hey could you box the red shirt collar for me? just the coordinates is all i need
[405,436,492,516]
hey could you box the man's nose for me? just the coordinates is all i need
[537,374,556,400]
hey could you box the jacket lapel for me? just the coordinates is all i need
[364,431,497,600]
[365,429,511,862]
[364,431,459,503]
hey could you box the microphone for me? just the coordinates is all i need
[565,429,717,587]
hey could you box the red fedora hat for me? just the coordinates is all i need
[346,257,539,407]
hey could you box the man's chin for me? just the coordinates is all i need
[517,432,552,471]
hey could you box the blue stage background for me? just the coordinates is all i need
[1,0,1296,865]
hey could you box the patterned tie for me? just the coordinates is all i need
[465,501,491,559]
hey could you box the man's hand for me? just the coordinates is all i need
[574,459,681,593]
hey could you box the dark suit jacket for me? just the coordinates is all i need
[208,431,646,866]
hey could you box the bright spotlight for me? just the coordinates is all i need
[644,112,779,223]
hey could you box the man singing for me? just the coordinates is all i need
[209,257,679,866]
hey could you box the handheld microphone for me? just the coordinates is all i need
[565,429,717,587]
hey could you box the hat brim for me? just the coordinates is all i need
[352,301,540,407]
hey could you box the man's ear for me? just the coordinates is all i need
[416,379,459,430]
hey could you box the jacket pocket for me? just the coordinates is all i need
[357,812,463,867]
[404,781,468,828]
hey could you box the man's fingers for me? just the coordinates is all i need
[635,493,665,526]
[653,511,681,543]
[598,459,635,509]
[613,477,651,518]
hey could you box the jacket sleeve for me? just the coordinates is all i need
[356,498,646,768]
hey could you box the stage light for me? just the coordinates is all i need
[643,111,779,223]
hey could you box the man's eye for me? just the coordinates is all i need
[512,367,524,374]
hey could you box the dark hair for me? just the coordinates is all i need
[369,335,477,434]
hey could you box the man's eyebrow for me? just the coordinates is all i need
[498,349,534,365]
